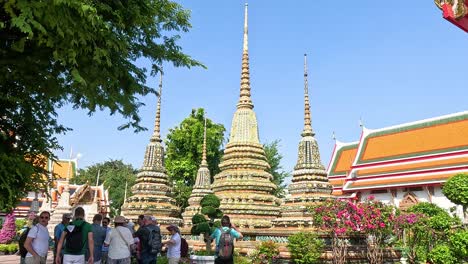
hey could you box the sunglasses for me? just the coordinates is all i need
[40,216,49,219]
[102,222,109,224]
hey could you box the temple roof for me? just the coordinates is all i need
[354,111,468,166]
[327,141,359,195]
[52,160,77,180]
[339,111,468,191]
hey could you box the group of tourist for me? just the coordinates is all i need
[20,209,243,264]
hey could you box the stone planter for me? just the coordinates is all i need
[190,255,216,264]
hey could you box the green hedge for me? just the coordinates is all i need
[0,243,18,254]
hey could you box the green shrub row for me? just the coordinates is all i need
[0,243,18,253]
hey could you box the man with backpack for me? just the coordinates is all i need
[210,215,243,264]
[24,211,51,264]
[18,216,39,264]
[55,207,94,264]
[134,215,161,264]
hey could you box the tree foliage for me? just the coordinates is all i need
[443,173,468,222]
[0,0,202,211]
[70,159,137,217]
[165,108,225,210]
[263,140,289,198]
[191,194,222,253]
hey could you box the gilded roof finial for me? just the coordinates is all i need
[151,69,163,142]
[359,117,364,130]
[237,3,253,109]
[201,117,208,167]
[302,54,315,137]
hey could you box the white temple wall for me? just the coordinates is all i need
[359,186,465,222]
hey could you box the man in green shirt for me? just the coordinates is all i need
[55,207,94,264]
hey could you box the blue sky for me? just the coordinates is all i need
[55,1,467,178]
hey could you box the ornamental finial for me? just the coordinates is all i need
[201,117,208,167]
[237,3,253,109]
[302,54,315,137]
[151,69,163,142]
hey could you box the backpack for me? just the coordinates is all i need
[217,228,234,259]
[18,227,31,258]
[147,227,162,254]
[64,223,84,253]
[180,237,189,258]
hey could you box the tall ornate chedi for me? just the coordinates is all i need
[182,119,214,226]
[212,4,280,228]
[121,73,181,225]
[273,54,333,228]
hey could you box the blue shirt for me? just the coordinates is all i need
[101,227,111,252]
[54,223,66,241]
[92,224,107,261]
[210,227,240,247]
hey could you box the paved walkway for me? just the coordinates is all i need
[0,252,54,264]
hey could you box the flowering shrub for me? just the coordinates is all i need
[393,212,430,263]
[312,198,394,264]
[0,213,16,244]
[251,241,280,264]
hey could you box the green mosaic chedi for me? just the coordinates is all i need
[121,74,182,225]
[273,54,333,228]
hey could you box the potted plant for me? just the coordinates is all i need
[190,194,223,264]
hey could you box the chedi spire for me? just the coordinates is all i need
[182,118,213,225]
[273,55,332,228]
[121,71,181,225]
[237,3,253,109]
[212,4,280,228]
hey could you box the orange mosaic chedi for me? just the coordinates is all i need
[212,4,280,228]
[327,111,468,196]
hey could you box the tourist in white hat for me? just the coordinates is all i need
[103,216,134,264]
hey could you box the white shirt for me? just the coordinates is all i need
[26,224,50,257]
[104,226,134,259]
[167,233,181,258]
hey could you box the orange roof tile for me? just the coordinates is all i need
[328,143,359,176]
[357,112,468,164]
[53,160,76,180]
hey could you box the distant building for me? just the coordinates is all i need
[328,111,468,220]
[13,158,109,219]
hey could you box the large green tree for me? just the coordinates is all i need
[70,159,137,217]
[0,0,203,211]
[165,108,225,210]
[263,140,289,198]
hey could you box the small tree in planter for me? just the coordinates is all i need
[191,194,223,254]
[0,213,16,244]
[443,173,468,223]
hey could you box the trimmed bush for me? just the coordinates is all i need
[428,244,457,264]
[287,232,323,264]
